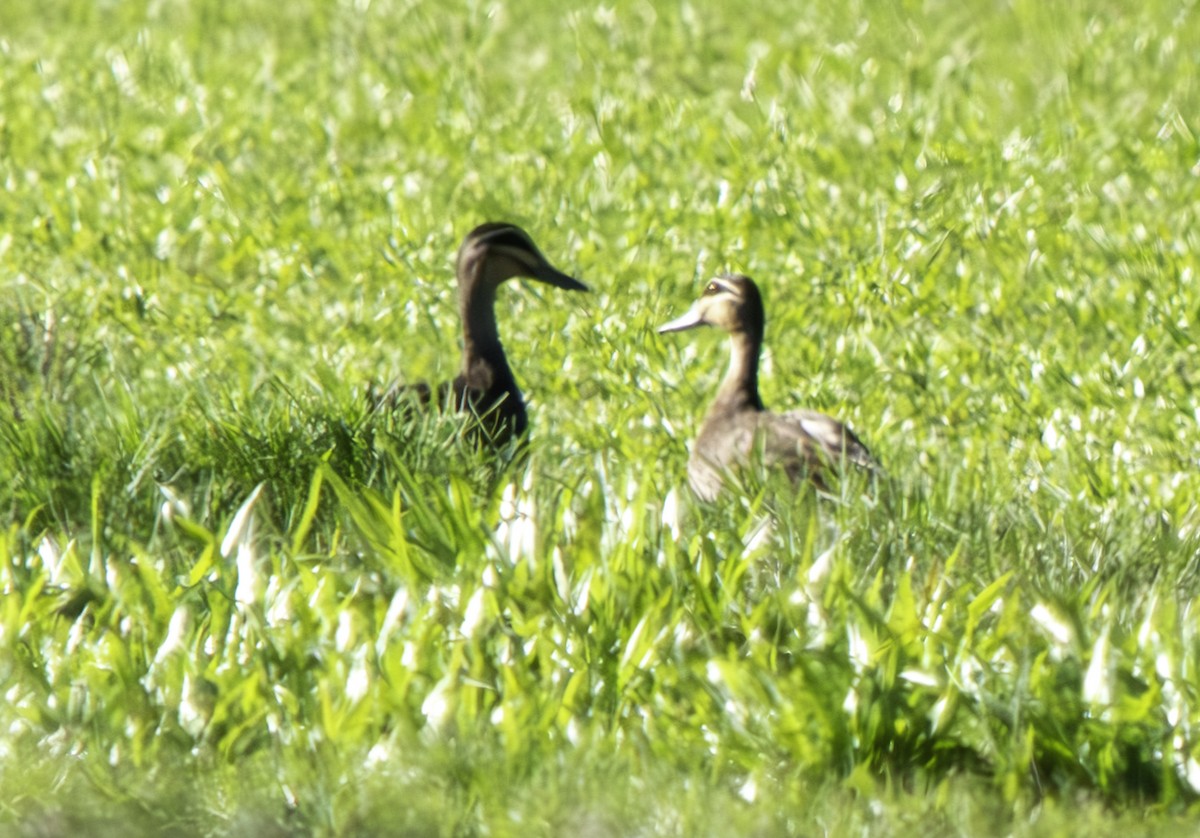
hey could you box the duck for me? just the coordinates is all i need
[375,222,587,446]
[658,274,877,501]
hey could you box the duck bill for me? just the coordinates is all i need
[533,264,589,292]
[657,306,705,334]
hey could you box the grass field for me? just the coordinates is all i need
[3,0,1200,833]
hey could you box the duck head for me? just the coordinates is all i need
[658,274,764,342]
[457,222,588,293]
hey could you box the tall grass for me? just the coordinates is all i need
[3,0,1200,833]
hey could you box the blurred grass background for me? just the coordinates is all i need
[3,0,1200,834]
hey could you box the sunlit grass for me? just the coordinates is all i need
[4,0,1200,833]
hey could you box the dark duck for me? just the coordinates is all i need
[378,222,587,446]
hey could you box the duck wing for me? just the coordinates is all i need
[368,377,523,447]
[448,374,527,443]
[777,408,878,471]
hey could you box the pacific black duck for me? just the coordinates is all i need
[377,222,587,445]
[658,274,877,500]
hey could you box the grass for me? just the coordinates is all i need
[3,0,1200,833]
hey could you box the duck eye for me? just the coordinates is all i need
[703,282,720,296]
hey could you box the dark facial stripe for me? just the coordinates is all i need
[708,278,739,297]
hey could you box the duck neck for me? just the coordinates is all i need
[713,330,764,413]
[459,280,513,390]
